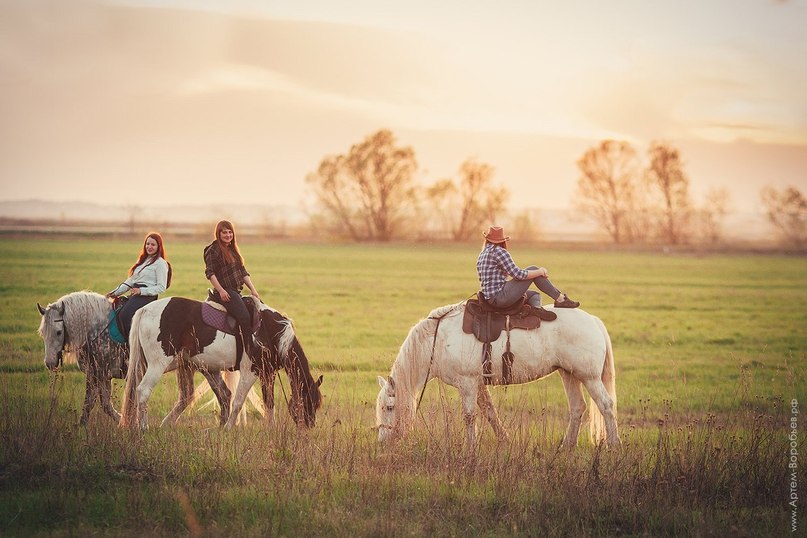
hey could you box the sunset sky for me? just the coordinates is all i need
[1,0,805,213]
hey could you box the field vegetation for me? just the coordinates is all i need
[0,237,804,536]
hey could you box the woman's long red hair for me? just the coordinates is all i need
[129,232,173,288]
[215,220,244,265]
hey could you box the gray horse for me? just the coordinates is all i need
[37,290,232,425]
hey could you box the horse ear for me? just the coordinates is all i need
[56,302,65,315]
[37,302,46,315]
[377,375,386,389]
[387,376,395,391]
[316,374,323,387]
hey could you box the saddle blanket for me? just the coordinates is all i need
[108,310,127,344]
[201,300,260,336]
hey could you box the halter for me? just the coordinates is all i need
[53,314,68,368]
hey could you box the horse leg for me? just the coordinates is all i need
[160,365,195,427]
[79,373,99,425]
[582,378,620,447]
[205,370,232,426]
[223,371,246,425]
[260,372,277,426]
[98,375,121,423]
[459,380,480,451]
[476,382,508,442]
[136,363,169,431]
[558,369,587,449]
[224,369,258,430]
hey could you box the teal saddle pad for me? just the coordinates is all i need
[108,310,126,344]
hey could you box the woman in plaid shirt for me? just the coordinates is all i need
[477,225,579,321]
[204,220,262,358]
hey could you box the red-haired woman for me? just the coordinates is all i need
[203,220,262,358]
[106,232,173,337]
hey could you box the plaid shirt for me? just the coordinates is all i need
[477,243,528,299]
[204,241,249,292]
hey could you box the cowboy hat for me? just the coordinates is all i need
[482,225,510,244]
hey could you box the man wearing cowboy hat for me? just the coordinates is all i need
[476,225,579,320]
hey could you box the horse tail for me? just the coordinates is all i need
[589,316,617,445]
[119,308,147,428]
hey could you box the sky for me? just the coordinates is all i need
[1,0,806,214]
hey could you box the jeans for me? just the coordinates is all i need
[118,295,157,338]
[488,265,562,308]
[213,287,252,337]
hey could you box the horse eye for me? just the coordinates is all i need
[56,330,62,337]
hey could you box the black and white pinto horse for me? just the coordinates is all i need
[376,302,620,449]
[37,291,232,425]
[120,296,323,430]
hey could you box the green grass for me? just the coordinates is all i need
[1,237,805,536]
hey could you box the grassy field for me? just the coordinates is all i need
[0,237,805,536]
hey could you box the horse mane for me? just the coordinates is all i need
[40,291,110,351]
[261,305,322,422]
[389,301,464,414]
[275,317,295,360]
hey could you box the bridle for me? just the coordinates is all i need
[50,312,68,368]
[380,304,460,432]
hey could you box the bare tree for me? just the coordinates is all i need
[646,141,692,244]
[575,140,641,243]
[510,209,541,242]
[306,130,418,241]
[760,185,807,246]
[124,203,142,236]
[427,158,508,240]
[695,187,731,244]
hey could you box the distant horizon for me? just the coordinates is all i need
[0,195,774,215]
[0,197,778,243]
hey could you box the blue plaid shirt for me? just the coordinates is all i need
[477,243,528,299]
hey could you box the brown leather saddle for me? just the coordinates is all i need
[462,293,542,385]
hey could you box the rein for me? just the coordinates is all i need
[415,305,460,411]
[87,298,126,347]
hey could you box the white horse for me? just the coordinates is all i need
[375,302,620,448]
[120,296,323,430]
[36,291,232,425]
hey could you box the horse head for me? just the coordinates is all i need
[288,369,323,428]
[256,305,324,428]
[375,375,397,443]
[37,301,66,370]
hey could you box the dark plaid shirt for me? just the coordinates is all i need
[476,243,528,299]
[204,241,249,292]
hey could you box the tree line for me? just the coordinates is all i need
[305,129,806,247]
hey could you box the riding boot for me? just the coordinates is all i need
[244,332,262,360]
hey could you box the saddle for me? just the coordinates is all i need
[201,291,260,336]
[462,293,542,385]
[201,290,261,370]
